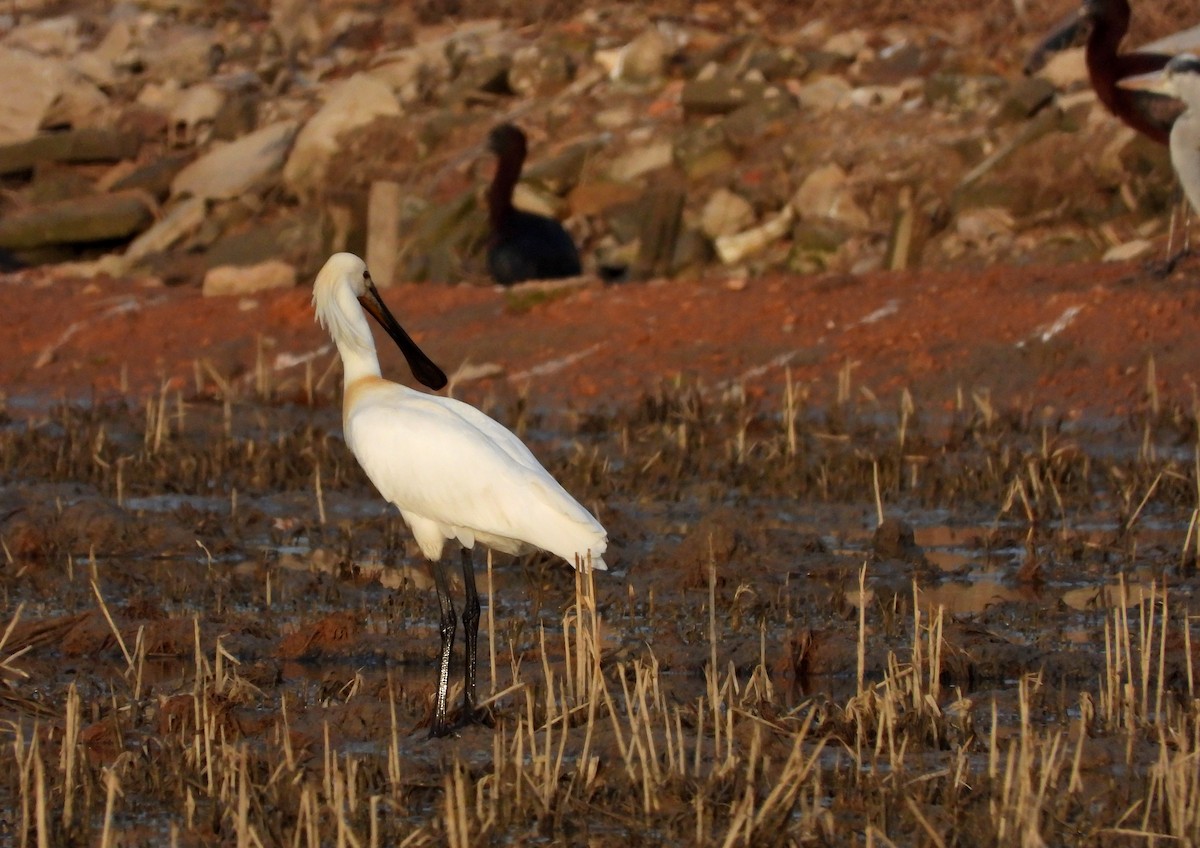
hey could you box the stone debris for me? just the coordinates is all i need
[282,73,401,198]
[171,120,298,201]
[0,3,1186,284]
[0,191,153,250]
[701,188,756,240]
[202,259,297,297]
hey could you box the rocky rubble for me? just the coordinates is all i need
[0,1,1189,291]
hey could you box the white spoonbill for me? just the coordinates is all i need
[312,252,608,737]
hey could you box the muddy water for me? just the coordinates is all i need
[1,388,1198,842]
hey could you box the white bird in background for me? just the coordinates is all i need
[1121,55,1200,221]
[312,252,608,737]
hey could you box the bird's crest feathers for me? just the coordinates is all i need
[312,253,375,355]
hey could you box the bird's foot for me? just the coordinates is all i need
[1148,247,1192,278]
[424,706,495,739]
[455,702,496,730]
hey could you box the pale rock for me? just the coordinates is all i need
[714,206,794,265]
[169,83,226,146]
[370,44,450,103]
[822,29,870,59]
[1102,239,1153,262]
[792,76,852,112]
[612,27,670,83]
[137,26,221,85]
[798,19,832,42]
[1057,89,1097,114]
[441,20,510,68]
[283,73,401,197]
[593,48,622,78]
[1037,47,1087,89]
[701,188,755,239]
[6,15,81,55]
[41,76,111,130]
[137,79,183,112]
[203,259,297,297]
[509,45,573,96]
[173,119,298,201]
[594,105,636,129]
[609,141,673,182]
[955,207,1014,244]
[125,196,207,263]
[845,84,908,109]
[791,163,870,229]
[512,183,558,218]
[0,47,98,143]
[92,19,133,64]
[69,51,119,88]
[270,0,322,60]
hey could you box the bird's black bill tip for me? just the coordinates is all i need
[358,285,449,392]
[415,360,449,391]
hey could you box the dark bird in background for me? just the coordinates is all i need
[1025,0,1190,144]
[1027,0,1200,267]
[485,123,582,286]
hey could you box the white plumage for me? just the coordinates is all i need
[346,388,608,567]
[312,252,607,735]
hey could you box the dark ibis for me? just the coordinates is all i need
[485,123,583,286]
[1026,0,1196,144]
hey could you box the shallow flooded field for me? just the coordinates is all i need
[2,378,1199,845]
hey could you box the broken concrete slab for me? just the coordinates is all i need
[202,259,297,296]
[0,191,154,249]
[0,128,140,176]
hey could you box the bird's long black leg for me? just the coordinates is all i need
[460,547,481,723]
[1157,195,1193,276]
[428,557,457,738]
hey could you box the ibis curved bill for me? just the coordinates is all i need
[1121,55,1200,218]
[312,252,608,737]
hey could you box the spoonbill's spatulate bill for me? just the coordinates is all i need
[1121,54,1200,218]
[312,253,607,736]
[485,123,582,286]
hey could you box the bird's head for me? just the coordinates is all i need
[487,123,527,158]
[312,253,448,391]
[1118,53,1200,99]
[313,252,372,349]
[1165,53,1200,81]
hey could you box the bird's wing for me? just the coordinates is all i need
[346,388,605,564]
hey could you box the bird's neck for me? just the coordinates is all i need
[488,147,525,230]
[1087,6,1129,61]
[337,338,383,389]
